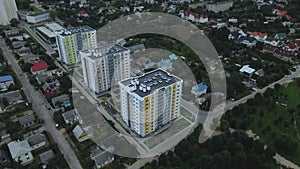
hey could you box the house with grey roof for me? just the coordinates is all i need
[26,133,48,151]
[62,109,79,125]
[7,140,33,165]
[0,90,23,105]
[11,41,26,49]
[51,94,71,108]
[72,125,90,142]
[90,147,114,169]
[18,114,36,128]
[39,149,54,165]
[42,80,61,94]
[128,44,145,53]
[35,74,49,85]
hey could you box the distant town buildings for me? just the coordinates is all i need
[119,69,183,137]
[56,26,97,65]
[206,1,233,13]
[70,0,87,5]
[80,44,130,93]
[180,11,208,23]
[25,12,50,24]
[0,0,18,25]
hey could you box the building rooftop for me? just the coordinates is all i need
[59,25,95,36]
[0,90,23,103]
[195,82,208,92]
[0,75,13,83]
[44,23,64,32]
[128,44,145,52]
[90,147,114,168]
[73,125,85,139]
[27,12,49,17]
[27,133,47,147]
[239,65,255,75]
[52,94,70,103]
[30,61,48,73]
[18,114,35,126]
[39,150,54,164]
[80,44,129,60]
[62,109,78,123]
[120,69,181,98]
[36,26,56,38]
[7,140,31,159]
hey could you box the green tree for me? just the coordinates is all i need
[10,18,19,27]
[273,134,298,154]
[49,10,57,20]
[220,120,230,132]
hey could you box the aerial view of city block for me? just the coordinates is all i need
[0,0,299,169]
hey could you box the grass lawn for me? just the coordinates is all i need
[234,90,251,100]
[224,78,300,166]
[101,134,140,157]
[31,6,42,12]
[180,107,195,122]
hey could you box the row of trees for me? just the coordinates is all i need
[142,127,277,169]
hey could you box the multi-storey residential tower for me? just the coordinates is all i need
[119,69,183,137]
[0,0,18,25]
[55,26,97,65]
[80,44,130,93]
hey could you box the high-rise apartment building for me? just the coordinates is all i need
[56,26,97,65]
[119,69,183,137]
[80,44,130,93]
[0,0,18,25]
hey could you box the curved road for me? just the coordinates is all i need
[0,38,83,169]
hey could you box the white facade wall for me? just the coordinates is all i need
[0,0,18,25]
[81,44,130,93]
[119,70,183,137]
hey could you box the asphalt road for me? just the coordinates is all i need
[22,25,56,55]
[0,38,83,169]
[225,66,300,111]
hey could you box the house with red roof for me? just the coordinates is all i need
[78,10,89,17]
[250,32,268,42]
[181,11,208,23]
[30,61,48,75]
[272,8,292,20]
[283,41,300,52]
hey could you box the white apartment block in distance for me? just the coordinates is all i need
[80,44,130,93]
[119,69,183,137]
[0,0,18,25]
[55,25,97,65]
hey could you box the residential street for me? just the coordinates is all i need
[0,38,83,169]
[22,24,56,55]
